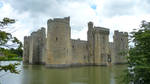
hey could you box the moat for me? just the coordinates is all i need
[0,61,126,84]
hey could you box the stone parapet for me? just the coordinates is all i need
[23,27,46,64]
[23,17,128,68]
[47,17,70,25]
[112,30,128,64]
[94,27,110,34]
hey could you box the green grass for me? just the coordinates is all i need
[0,57,22,61]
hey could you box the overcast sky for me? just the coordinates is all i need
[0,0,150,42]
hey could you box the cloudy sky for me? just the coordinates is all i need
[0,0,150,42]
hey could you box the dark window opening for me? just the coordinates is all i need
[103,36,105,39]
[84,56,86,59]
[56,37,58,41]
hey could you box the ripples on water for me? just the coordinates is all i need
[0,61,126,84]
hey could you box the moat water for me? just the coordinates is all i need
[0,61,126,84]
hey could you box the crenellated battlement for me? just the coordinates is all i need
[23,17,128,67]
[71,39,87,43]
[114,30,128,37]
[88,21,94,30]
[94,27,109,34]
[24,36,29,39]
[71,39,87,48]
[112,30,128,64]
[47,16,70,25]
[41,27,46,31]
[23,27,46,64]
[30,27,46,37]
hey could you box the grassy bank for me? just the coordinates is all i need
[0,57,22,61]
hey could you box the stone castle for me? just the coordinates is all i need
[23,17,128,67]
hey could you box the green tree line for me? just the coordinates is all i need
[0,17,22,74]
[122,20,150,84]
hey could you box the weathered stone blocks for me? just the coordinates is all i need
[23,17,128,67]
[46,17,72,67]
[23,27,46,64]
[111,30,128,64]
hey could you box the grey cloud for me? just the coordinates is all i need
[5,0,67,17]
[5,0,150,18]
[102,0,136,17]
[4,0,91,31]
[7,0,52,13]
[144,0,150,4]
[138,0,150,13]
[101,0,150,17]
[5,0,88,17]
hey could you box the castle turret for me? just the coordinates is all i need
[23,36,30,64]
[23,27,46,64]
[38,28,46,64]
[87,21,94,64]
[88,22,93,30]
[46,17,72,67]
[112,30,128,64]
[23,17,129,67]
[29,32,38,64]
[93,27,110,65]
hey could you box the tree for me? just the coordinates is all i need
[123,20,150,84]
[0,17,21,74]
[0,63,20,74]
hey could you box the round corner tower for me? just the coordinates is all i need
[87,21,94,64]
[112,30,128,64]
[93,27,110,65]
[46,17,72,67]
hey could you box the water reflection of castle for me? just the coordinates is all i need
[22,65,125,84]
[23,17,128,67]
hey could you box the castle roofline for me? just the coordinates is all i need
[47,16,70,24]
[71,39,87,43]
[114,30,128,36]
[94,26,109,31]
[94,26,109,34]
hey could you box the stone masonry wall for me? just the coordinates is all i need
[23,27,46,64]
[23,36,30,64]
[87,22,95,64]
[23,17,128,67]
[46,17,72,67]
[71,39,88,65]
[112,30,128,64]
[109,42,114,63]
[93,27,110,65]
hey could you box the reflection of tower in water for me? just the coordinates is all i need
[87,66,111,84]
[21,65,126,84]
[22,65,46,84]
